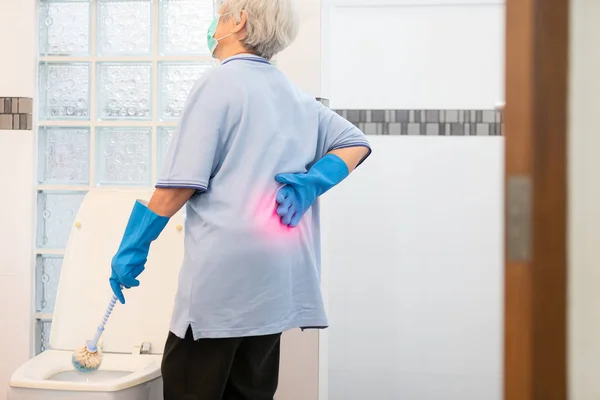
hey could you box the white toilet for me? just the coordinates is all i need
[8,189,185,400]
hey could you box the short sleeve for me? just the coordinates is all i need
[317,102,372,166]
[156,69,230,192]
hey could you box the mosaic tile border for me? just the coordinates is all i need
[0,97,33,130]
[333,109,504,136]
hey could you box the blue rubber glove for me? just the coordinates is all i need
[275,154,349,227]
[110,200,170,304]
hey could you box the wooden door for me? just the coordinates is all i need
[504,0,570,399]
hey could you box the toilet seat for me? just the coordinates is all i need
[9,350,161,392]
[8,189,184,399]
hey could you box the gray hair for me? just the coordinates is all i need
[222,0,299,60]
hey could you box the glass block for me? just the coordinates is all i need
[38,127,90,185]
[35,319,52,354]
[39,63,90,120]
[39,0,91,55]
[157,126,175,172]
[35,255,63,314]
[159,0,215,55]
[97,0,152,55]
[96,62,152,120]
[158,62,213,120]
[37,191,86,249]
[96,127,152,186]
[156,127,187,223]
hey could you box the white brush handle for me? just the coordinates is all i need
[86,294,118,352]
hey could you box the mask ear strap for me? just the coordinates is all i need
[214,32,234,42]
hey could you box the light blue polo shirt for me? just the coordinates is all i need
[157,54,371,339]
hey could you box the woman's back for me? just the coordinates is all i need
[157,54,369,339]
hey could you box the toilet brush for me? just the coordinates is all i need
[71,292,119,372]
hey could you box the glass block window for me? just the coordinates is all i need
[36,256,64,314]
[157,126,175,172]
[96,62,153,120]
[95,127,152,185]
[158,61,212,120]
[39,62,91,120]
[36,191,87,249]
[36,319,53,354]
[97,0,153,56]
[38,126,90,185]
[35,0,217,354]
[159,0,216,55]
[39,1,91,56]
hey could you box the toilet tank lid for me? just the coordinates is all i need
[49,189,184,355]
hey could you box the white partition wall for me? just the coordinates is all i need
[319,1,505,397]
[324,0,505,110]
[320,137,504,400]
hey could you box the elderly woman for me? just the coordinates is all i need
[109,0,371,398]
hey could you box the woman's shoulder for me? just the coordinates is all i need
[187,66,244,101]
[195,65,238,87]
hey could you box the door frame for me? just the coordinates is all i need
[504,0,570,399]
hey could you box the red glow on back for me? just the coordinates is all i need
[252,189,299,242]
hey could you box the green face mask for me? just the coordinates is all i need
[207,13,233,58]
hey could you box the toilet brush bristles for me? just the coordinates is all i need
[72,344,103,372]
[72,293,119,372]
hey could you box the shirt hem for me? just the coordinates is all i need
[155,181,208,192]
[170,317,330,340]
[328,142,372,167]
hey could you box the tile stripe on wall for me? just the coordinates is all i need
[0,97,33,130]
[333,109,504,136]
[5,95,501,136]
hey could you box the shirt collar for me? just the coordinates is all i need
[220,53,270,65]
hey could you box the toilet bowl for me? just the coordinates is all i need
[8,189,184,400]
[8,350,163,399]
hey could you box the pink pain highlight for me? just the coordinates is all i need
[252,190,299,241]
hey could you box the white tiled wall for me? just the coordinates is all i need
[0,131,35,399]
[322,136,504,400]
[0,0,36,397]
[323,2,505,400]
[569,0,600,398]
[325,1,505,110]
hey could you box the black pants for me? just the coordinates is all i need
[161,326,282,400]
